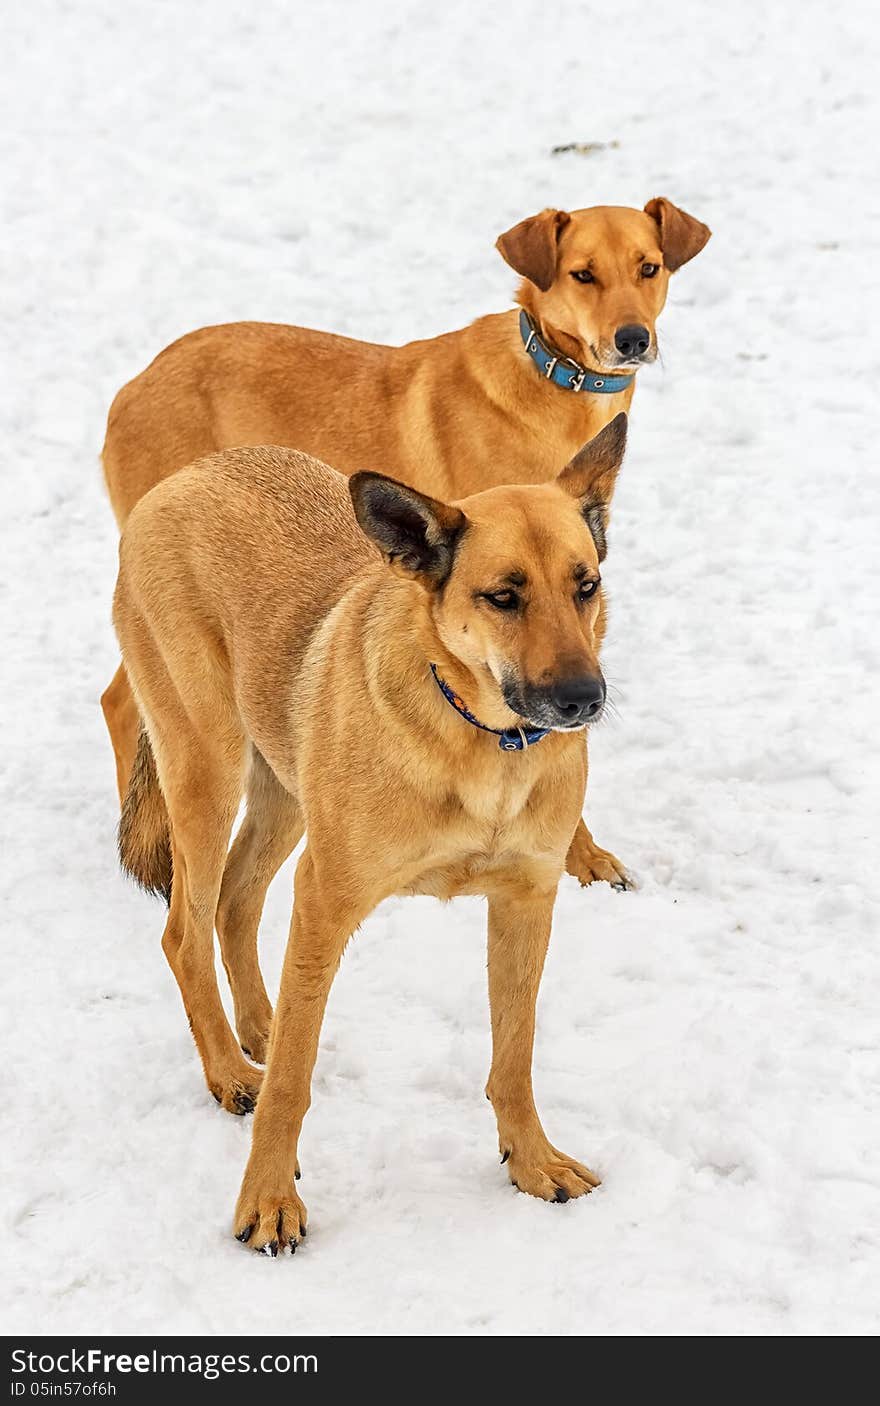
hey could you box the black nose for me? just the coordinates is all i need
[614,324,650,358]
[550,676,605,724]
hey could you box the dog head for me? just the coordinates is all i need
[496,198,710,374]
[349,414,628,734]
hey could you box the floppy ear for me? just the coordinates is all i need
[349,472,467,586]
[557,413,628,561]
[643,197,711,272]
[495,208,572,291]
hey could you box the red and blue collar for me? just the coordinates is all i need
[430,664,549,751]
[519,309,634,395]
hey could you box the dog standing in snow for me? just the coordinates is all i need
[113,416,627,1251]
[101,197,709,892]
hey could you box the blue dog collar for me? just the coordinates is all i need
[519,309,634,395]
[430,664,549,751]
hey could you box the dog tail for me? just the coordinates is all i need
[118,724,173,904]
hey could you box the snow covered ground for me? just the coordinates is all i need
[3,0,879,1337]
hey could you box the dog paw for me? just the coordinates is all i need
[568,840,632,890]
[503,1143,600,1202]
[234,994,274,1065]
[234,1183,307,1255]
[238,1021,272,1066]
[209,1064,263,1115]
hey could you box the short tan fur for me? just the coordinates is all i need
[102,197,709,894]
[113,416,628,1250]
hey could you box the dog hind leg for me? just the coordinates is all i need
[217,752,305,1064]
[142,694,263,1114]
[101,661,141,804]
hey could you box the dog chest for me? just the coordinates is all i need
[452,764,537,828]
[395,772,565,900]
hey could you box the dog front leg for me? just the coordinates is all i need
[565,816,630,888]
[486,885,600,1202]
[561,738,629,888]
[233,849,358,1254]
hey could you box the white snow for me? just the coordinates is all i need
[3,0,879,1337]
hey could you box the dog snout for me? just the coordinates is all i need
[614,324,651,359]
[549,675,605,726]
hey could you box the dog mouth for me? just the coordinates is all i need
[501,686,543,732]
[501,684,602,733]
[591,343,658,372]
[544,712,603,733]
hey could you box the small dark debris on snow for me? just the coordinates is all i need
[551,141,620,156]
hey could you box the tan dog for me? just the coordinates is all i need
[102,196,709,889]
[113,416,628,1250]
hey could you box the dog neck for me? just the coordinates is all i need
[429,664,549,751]
[515,283,635,380]
[517,309,634,395]
[459,308,637,471]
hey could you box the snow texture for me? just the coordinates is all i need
[3,0,879,1337]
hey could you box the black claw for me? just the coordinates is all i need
[262,1239,279,1258]
[212,1091,221,1104]
[234,1090,256,1114]
[511,1180,520,1191]
[235,1225,253,1243]
[612,881,629,892]
[241,1045,253,1058]
[300,1223,307,1238]
[500,1149,510,1164]
[289,1239,297,1255]
[554,1187,570,1204]
[294,1167,301,1181]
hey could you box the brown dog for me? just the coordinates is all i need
[113,415,628,1251]
[102,196,709,890]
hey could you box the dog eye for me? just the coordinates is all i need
[641,262,659,278]
[484,590,519,611]
[571,269,594,284]
[576,580,599,602]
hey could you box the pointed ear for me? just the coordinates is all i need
[349,472,467,586]
[495,208,571,291]
[557,413,628,561]
[644,197,711,272]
